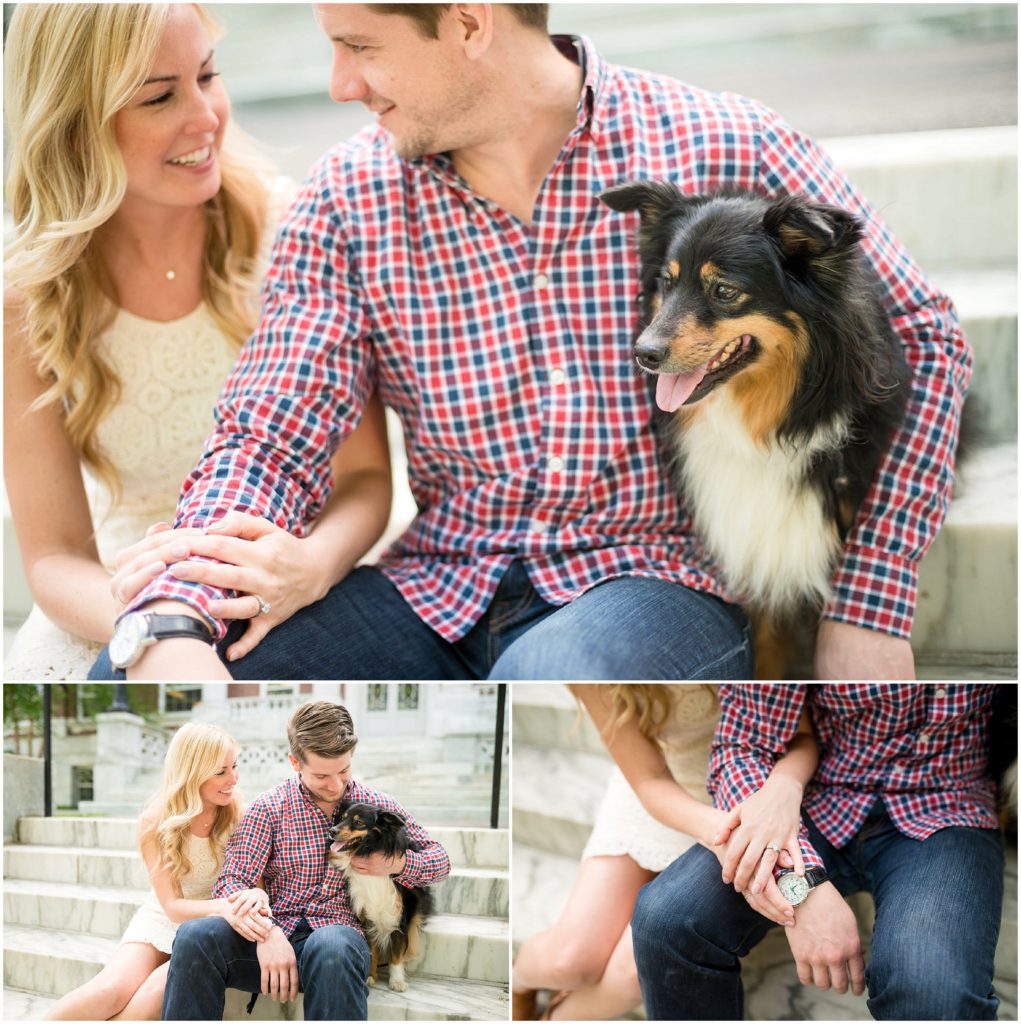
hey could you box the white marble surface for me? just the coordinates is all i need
[422,914,509,983]
[436,867,508,918]
[430,827,509,869]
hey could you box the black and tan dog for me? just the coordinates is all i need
[328,801,434,992]
[600,183,912,677]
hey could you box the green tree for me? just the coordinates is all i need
[3,684,43,755]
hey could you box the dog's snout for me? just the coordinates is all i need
[634,331,669,371]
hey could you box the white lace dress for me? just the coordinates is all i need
[4,179,294,681]
[582,685,720,872]
[120,832,221,954]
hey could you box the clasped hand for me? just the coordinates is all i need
[110,512,331,661]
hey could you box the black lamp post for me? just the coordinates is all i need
[108,684,131,713]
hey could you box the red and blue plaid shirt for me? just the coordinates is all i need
[708,683,999,871]
[128,36,969,643]
[211,775,450,938]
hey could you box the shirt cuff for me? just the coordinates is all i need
[122,571,228,640]
[823,544,917,639]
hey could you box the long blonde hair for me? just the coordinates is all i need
[144,722,242,886]
[604,684,717,742]
[4,3,270,492]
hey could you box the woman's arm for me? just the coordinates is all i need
[109,392,393,663]
[3,287,121,643]
[137,816,269,940]
[572,685,736,848]
[718,707,820,892]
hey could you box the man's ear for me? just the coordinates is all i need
[287,752,301,773]
[450,4,492,59]
[763,195,862,268]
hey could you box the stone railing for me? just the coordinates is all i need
[226,695,303,720]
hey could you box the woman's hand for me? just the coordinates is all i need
[109,521,203,609]
[220,888,272,942]
[718,774,806,895]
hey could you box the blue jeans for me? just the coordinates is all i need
[91,561,752,679]
[161,917,369,1021]
[632,802,1004,1021]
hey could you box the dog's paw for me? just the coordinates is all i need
[389,978,408,993]
[367,976,376,987]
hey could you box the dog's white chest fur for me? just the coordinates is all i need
[674,392,847,614]
[332,851,402,941]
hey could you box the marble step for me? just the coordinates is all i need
[2,845,508,919]
[949,268,1017,440]
[2,879,507,983]
[822,126,1017,273]
[511,684,604,756]
[2,925,508,1021]
[913,440,1018,660]
[14,817,509,869]
[511,744,610,861]
[512,841,1017,1021]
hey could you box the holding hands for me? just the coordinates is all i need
[110,512,333,661]
[220,886,272,942]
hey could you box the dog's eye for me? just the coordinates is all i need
[712,283,740,302]
[657,273,676,294]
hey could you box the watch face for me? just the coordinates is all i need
[109,613,149,669]
[777,872,810,906]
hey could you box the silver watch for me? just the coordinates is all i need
[110,612,215,669]
[777,867,829,906]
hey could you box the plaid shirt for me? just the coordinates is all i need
[708,683,999,871]
[211,775,450,938]
[128,35,969,643]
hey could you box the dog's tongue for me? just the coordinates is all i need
[656,367,708,412]
[329,841,344,853]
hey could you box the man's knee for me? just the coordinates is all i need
[302,925,370,974]
[173,916,239,959]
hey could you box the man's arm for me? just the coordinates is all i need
[212,801,275,899]
[757,112,970,672]
[124,156,375,640]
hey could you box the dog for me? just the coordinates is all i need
[599,183,912,677]
[328,801,434,992]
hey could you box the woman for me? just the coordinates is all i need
[512,684,818,1020]
[45,722,266,1020]
[3,2,393,680]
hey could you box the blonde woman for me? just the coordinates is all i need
[45,722,266,1020]
[512,684,818,1020]
[3,3,392,681]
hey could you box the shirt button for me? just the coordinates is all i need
[918,733,928,744]
[549,368,566,385]
[529,519,549,533]
[547,455,564,472]
[534,272,549,289]
[935,687,947,698]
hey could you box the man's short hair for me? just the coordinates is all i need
[287,701,358,762]
[369,4,550,38]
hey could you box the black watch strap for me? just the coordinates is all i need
[146,613,214,643]
[804,867,829,889]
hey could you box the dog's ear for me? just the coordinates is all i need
[337,799,353,817]
[764,196,863,273]
[377,810,407,830]
[599,180,692,228]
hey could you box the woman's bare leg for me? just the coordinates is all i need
[513,855,654,1000]
[111,960,170,1020]
[547,923,641,1020]
[45,943,169,1021]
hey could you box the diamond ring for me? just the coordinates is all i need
[767,843,781,853]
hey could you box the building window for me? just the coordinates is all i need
[267,684,295,697]
[72,766,94,805]
[397,684,420,711]
[367,684,388,712]
[165,686,202,713]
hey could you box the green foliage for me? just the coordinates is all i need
[2,684,43,727]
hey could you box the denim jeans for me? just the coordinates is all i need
[161,917,369,1021]
[632,802,1004,1021]
[91,560,752,680]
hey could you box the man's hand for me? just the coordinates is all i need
[256,926,299,1003]
[815,620,915,680]
[350,850,407,876]
[785,881,866,994]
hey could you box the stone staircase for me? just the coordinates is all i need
[4,123,1016,675]
[512,685,1019,1021]
[3,816,509,1021]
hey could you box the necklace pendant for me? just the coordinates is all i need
[165,269,176,281]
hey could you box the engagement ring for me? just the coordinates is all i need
[767,843,781,852]
[253,595,271,616]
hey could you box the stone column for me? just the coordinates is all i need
[194,683,230,722]
[93,711,145,803]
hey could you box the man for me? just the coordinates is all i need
[94,4,968,680]
[632,683,1003,1021]
[161,700,450,1020]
